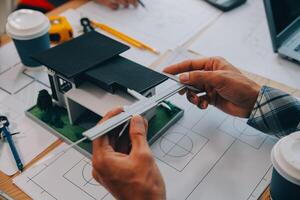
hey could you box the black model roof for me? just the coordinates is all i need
[84,56,168,94]
[32,31,129,78]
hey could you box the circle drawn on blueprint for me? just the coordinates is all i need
[159,132,193,157]
[82,162,100,186]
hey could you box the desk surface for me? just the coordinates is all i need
[0,1,87,199]
[2,0,298,199]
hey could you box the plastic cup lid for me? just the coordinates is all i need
[271,132,300,185]
[6,9,50,40]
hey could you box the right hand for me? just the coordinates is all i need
[163,57,261,118]
[96,0,138,10]
[92,108,166,200]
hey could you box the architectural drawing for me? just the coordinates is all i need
[14,97,277,199]
[12,47,277,199]
[14,145,109,200]
[189,0,300,89]
[0,60,56,175]
[77,0,221,66]
[152,124,208,171]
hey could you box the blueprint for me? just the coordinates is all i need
[77,0,221,66]
[0,55,55,175]
[13,49,277,200]
[189,0,300,89]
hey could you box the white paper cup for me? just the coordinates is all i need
[6,9,50,67]
[271,132,300,200]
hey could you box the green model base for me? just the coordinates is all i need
[27,102,183,156]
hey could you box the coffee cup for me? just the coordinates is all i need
[270,132,300,200]
[6,9,50,67]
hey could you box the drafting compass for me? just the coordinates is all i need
[0,116,20,141]
[0,115,23,171]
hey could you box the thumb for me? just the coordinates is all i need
[179,71,219,90]
[129,115,150,154]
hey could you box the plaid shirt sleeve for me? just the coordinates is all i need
[247,86,300,137]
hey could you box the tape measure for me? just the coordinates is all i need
[49,16,73,43]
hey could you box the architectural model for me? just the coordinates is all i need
[25,30,183,156]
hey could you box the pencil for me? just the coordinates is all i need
[137,0,146,8]
[98,23,143,48]
[92,21,159,54]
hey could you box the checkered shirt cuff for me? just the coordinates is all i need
[247,86,300,137]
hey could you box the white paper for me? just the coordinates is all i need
[77,0,221,66]
[0,82,56,175]
[14,144,109,200]
[13,106,276,200]
[0,64,33,94]
[0,42,20,73]
[13,81,50,109]
[13,49,277,200]
[189,0,300,89]
[23,67,50,87]
[0,88,8,102]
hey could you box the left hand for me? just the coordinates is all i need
[163,57,260,118]
[92,108,166,200]
[96,0,138,10]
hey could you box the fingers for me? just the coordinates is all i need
[128,0,138,7]
[179,71,219,90]
[163,57,240,75]
[181,71,220,107]
[93,107,124,154]
[197,95,209,109]
[178,88,187,95]
[92,107,124,182]
[98,107,124,125]
[163,57,225,75]
[129,115,150,155]
[163,59,208,75]
[117,0,138,7]
[186,91,209,109]
[98,0,119,9]
[97,0,138,9]
[118,0,129,7]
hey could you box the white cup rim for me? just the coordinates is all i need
[271,132,300,186]
[6,9,50,40]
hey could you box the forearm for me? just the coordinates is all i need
[247,86,300,137]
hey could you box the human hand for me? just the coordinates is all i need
[96,0,138,10]
[92,108,166,200]
[163,57,261,118]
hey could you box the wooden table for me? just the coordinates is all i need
[2,0,299,199]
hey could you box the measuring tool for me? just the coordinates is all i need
[83,74,206,141]
[49,16,73,43]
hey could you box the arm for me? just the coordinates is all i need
[248,85,300,137]
[163,57,300,137]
